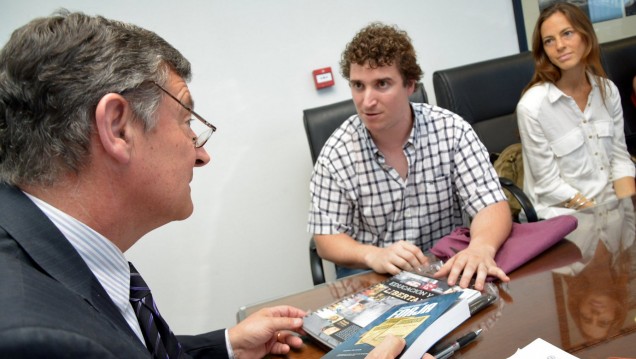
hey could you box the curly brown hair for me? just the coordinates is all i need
[339,22,422,86]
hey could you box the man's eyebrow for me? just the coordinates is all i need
[349,77,393,84]
[180,92,195,110]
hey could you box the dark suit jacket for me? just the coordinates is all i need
[0,184,228,358]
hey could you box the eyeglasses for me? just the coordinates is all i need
[152,81,217,148]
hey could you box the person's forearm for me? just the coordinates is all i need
[468,201,512,254]
[613,176,636,199]
[314,233,378,269]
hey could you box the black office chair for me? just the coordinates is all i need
[433,51,538,223]
[599,35,636,154]
[302,83,428,285]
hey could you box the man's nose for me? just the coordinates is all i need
[362,89,377,108]
[195,146,210,167]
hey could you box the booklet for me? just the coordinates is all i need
[323,292,469,359]
[302,270,480,349]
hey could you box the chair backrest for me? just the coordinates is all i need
[432,54,538,222]
[303,83,428,164]
[432,52,534,155]
[600,35,636,149]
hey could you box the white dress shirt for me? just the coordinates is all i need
[517,75,635,219]
[24,192,147,346]
[25,192,237,357]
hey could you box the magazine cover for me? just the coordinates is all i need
[323,292,469,359]
[303,271,479,349]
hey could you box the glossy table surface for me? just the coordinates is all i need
[238,197,636,358]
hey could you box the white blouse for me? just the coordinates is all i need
[516,75,635,219]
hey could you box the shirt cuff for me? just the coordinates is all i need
[225,329,235,359]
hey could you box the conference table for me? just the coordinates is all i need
[237,196,636,358]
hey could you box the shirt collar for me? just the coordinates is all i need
[408,103,420,147]
[356,102,419,156]
[22,192,131,317]
[547,72,598,103]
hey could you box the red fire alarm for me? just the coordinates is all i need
[313,67,335,89]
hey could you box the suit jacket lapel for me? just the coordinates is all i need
[0,184,141,343]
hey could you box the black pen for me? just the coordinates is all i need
[431,328,482,359]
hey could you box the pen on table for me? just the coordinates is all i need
[431,328,482,359]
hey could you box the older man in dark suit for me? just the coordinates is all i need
[0,10,307,358]
[0,10,429,359]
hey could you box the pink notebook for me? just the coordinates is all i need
[430,215,578,280]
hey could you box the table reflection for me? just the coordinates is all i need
[552,196,636,352]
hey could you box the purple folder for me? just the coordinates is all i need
[430,215,578,280]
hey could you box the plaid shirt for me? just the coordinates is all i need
[308,103,506,251]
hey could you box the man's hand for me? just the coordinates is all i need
[366,335,405,359]
[364,240,429,275]
[366,335,436,359]
[228,305,306,359]
[433,244,509,290]
[434,201,512,290]
[314,235,429,275]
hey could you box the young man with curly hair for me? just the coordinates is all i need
[308,22,512,291]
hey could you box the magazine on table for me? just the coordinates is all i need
[322,291,471,359]
[302,270,481,349]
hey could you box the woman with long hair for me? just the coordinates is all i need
[517,2,635,219]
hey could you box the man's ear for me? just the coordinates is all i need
[406,79,416,96]
[94,93,134,164]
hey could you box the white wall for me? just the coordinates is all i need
[1,1,519,334]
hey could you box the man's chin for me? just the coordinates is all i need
[173,202,195,221]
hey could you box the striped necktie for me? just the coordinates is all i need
[129,262,183,358]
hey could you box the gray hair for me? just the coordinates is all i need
[0,10,191,186]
